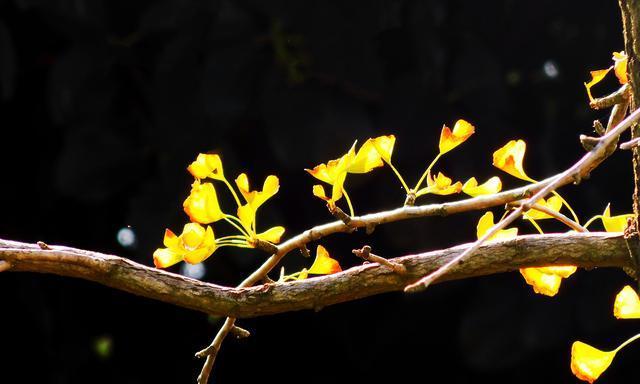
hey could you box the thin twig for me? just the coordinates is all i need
[352,245,406,274]
[405,106,640,292]
[621,137,640,150]
[508,201,588,233]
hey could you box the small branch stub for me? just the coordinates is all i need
[230,325,251,339]
[352,245,406,274]
[328,204,353,226]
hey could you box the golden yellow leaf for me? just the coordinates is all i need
[476,211,518,242]
[492,139,533,182]
[462,176,502,197]
[349,138,384,173]
[522,195,563,220]
[308,245,342,275]
[187,153,225,181]
[570,341,616,383]
[153,223,217,268]
[416,172,462,196]
[255,226,286,244]
[519,267,563,296]
[183,180,226,224]
[371,135,396,163]
[439,119,475,154]
[601,204,633,232]
[612,51,628,84]
[614,285,640,319]
[584,68,612,102]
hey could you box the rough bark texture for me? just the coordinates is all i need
[0,233,630,318]
[620,0,640,222]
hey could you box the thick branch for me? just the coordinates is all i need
[1,233,630,318]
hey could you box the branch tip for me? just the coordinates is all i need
[230,325,251,339]
[299,245,311,258]
[620,137,640,150]
[352,245,406,274]
[0,260,11,272]
[37,241,51,250]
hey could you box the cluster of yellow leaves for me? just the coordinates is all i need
[154,153,286,268]
[306,136,394,214]
[584,51,628,102]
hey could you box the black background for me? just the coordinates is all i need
[1,0,639,383]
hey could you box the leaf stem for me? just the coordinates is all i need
[414,153,442,191]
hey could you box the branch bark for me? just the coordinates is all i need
[1,233,630,318]
[620,0,640,223]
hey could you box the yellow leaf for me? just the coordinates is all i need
[187,153,225,181]
[153,248,183,268]
[519,267,563,296]
[183,180,226,224]
[476,211,518,242]
[153,223,217,268]
[349,138,384,173]
[612,51,628,85]
[523,195,563,220]
[570,341,616,383]
[371,135,396,163]
[416,172,462,196]
[535,265,577,278]
[492,139,534,182]
[305,143,357,203]
[235,174,280,211]
[308,245,342,275]
[584,68,612,102]
[601,204,633,232]
[255,226,286,244]
[439,119,475,154]
[462,176,502,197]
[614,285,640,319]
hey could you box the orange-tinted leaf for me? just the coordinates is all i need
[349,138,384,173]
[308,245,342,275]
[439,119,475,154]
[492,139,533,182]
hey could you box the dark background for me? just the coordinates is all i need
[1,0,639,383]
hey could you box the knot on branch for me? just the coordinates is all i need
[404,192,416,206]
[251,239,279,255]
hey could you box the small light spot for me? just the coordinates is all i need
[94,335,113,359]
[543,60,559,79]
[117,227,137,248]
[181,263,206,280]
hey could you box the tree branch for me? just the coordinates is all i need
[1,233,630,318]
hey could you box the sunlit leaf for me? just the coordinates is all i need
[462,176,502,197]
[612,51,628,85]
[183,180,226,224]
[570,341,616,383]
[492,139,533,182]
[614,285,640,319]
[439,119,475,154]
[476,211,518,242]
[308,245,342,275]
[584,68,612,102]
